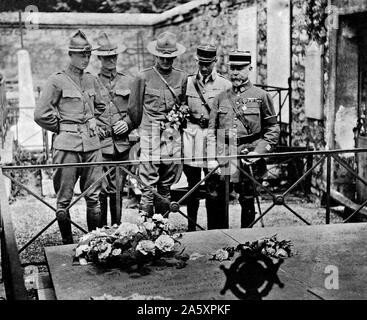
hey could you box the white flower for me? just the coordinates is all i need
[143,221,156,231]
[152,214,168,224]
[75,244,90,257]
[155,235,175,252]
[136,240,156,255]
[212,249,229,261]
[114,222,140,238]
[98,243,112,260]
[112,248,122,256]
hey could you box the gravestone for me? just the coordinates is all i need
[267,0,290,122]
[237,5,258,84]
[305,41,324,120]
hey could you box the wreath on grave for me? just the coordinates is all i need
[74,214,188,271]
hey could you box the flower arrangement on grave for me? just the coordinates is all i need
[210,235,293,262]
[75,214,188,270]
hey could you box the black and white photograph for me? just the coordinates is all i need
[0,0,366,306]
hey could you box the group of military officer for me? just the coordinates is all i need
[34,29,279,244]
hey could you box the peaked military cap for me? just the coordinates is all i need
[227,50,252,66]
[93,32,126,56]
[68,30,95,52]
[195,44,217,63]
[147,31,186,58]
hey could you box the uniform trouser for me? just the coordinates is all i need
[183,165,228,231]
[99,149,130,226]
[138,130,182,217]
[234,163,261,228]
[139,160,181,217]
[53,149,103,243]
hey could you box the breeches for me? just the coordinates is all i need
[100,149,130,195]
[53,149,103,210]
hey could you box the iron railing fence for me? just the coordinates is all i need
[255,80,291,147]
[1,148,367,299]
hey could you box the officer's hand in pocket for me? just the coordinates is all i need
[113,120,129,135]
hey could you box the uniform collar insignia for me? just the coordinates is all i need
[232,79,252,94]
[197,70,217,84]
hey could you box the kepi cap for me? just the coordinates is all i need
[195,44,217,63]
[227,50,251,66]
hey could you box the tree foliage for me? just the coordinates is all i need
[1,0,192,13]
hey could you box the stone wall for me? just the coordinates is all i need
[154,0,267,82]
[0,26,154,89]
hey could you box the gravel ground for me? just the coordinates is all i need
[8,193,344,266]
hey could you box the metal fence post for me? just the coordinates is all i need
[116,165,121,224]
[326,155,331,224]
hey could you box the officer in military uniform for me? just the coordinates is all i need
[93,33,133,226]
[127,31,187,217]
[34,30,106,243]
[183,44,232,231]
[207,50,280,228]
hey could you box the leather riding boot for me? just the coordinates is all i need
[139,204,154,217]
[87,206,102,231]
[109,194,122,226]
[56,209,73,244]
[187,199,199,232]
[155,186,171,217]
[206,175,227,230]
[240,198,256,228]
[99,193,108,227]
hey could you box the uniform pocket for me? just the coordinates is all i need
[144,87,161,107]
[243,106,261,134]
[115,89,130,97]
[62,89,82,100]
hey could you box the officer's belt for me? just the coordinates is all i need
[189,116,209,128]
[224,132,262,145]
[59,123,89,133]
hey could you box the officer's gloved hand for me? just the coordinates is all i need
[113,120,129,135]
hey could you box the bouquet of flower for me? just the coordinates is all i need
[166,104,190,131]
[210,235,293,262]
[237,235,293,259]
[75,214,186,270]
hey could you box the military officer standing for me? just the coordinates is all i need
[127,31,187,217]
[93,33,133,226]
[34,30,106,244]
[207,50,280,228]
[183,44,232,231]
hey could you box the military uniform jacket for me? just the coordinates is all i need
[127,66,188,133]
[207,80,280,160]
[34,64,106,152]
[96,69,133,155]
[184,71,232,166]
